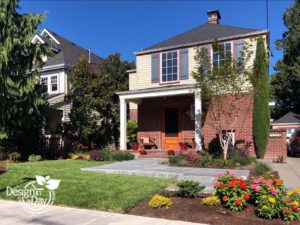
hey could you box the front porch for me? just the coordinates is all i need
[117,84,202,151]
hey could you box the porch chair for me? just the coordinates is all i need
[139,137,157,150]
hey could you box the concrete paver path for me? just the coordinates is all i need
[266,157,300,190]
[0,199,207,225]
[82,159,250,193]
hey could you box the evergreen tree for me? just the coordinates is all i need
[271,0,300,118]
[68,57,99,146]
[93,53,134,149]
[0,0,49,157]
[252,38,270,158]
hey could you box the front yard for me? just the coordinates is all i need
[0,160,171,213]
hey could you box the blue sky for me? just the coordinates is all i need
[21,0,294,74]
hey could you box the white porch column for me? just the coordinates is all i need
[120,97,127,150]
[194,90,202,151]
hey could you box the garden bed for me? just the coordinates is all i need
[130,196,300,225]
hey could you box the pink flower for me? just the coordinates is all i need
[255,186,262,191]
[292,206,299,212]
[251,184,257,190]
[271,189,278,195]
[252,178,265,184]
[228,173,236,177]
[217,173,224,177]
[213,181,219,186]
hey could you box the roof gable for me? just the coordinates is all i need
[272,112,300,125]
[138,23,265,54]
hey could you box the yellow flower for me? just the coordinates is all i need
[262,205,269,210]
[261,195,267,199]
[287,191,293,196]
[268,197,276,204]
[293,201,299,206]
[294,188,300,194]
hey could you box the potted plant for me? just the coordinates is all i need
[139,149,146,155]
[168,149,175,156]
[179,141,188,151]
[127,120,139,150]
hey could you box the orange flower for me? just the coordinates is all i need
[273,179,282,186]
[229,182,235,188]
[235,199,242,206]
[243,194,250,201]
[223,196,228,202]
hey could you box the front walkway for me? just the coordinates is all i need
[265,157,300,190]
[0,199,206,225]
[82,159,250,193]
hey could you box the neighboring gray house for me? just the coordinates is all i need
[31,29,102,134]
[272,111,300,139]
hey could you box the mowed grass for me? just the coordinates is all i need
[0,160,171,212]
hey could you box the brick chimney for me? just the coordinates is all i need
[207,10,221,24]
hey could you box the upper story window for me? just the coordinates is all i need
[41,77,48,86]
[212,42,232,68]
[51,76,58,92]
[161,51,178,83]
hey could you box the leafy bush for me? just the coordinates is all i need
[148,194,173,208]
[202,195,221,206]
[230,150,256,166]
[28,154,43,162]
[102,148,112,161]
[198,151,214,167]
[90,150,102,161]
[186,151,199,163]
[169,155,179,164]
[177,180,205,198]
[252,162,272,177]
[127,120,138,146]
[110,151,134,161]
[8,152,21,162]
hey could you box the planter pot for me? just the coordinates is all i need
[131,143,139,150]
[179,143,188,151]
[139,150,147,155]
[168,149,175,156]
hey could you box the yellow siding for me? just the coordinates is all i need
[131,34,266,91]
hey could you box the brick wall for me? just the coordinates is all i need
[137,95,194,149]
[264,129,287,160]
[202,93,255,155]
[130,109,138,121]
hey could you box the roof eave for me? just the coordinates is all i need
[135,29,269,56]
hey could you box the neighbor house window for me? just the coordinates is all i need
[213,42,232,68]
[51,76,58,92]
[41,77,48,92]
[161,51,178,83]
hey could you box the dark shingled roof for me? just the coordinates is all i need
[272,112,300,124]
[143,23,260,51]
[40,29,102,69]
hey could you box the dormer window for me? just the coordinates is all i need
[161,51,179,83]
[212,42,232,68]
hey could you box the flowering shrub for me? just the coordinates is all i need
[202,195,221,206]
[8,152,21,162]
[214,172,250,211]
[213,172,300,222]
[186,151,199,163]
[89,150,102,161]
[148,194,172,208]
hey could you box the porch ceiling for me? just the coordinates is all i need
[117,84,197,101]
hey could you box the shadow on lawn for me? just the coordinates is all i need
[0,176,37,192]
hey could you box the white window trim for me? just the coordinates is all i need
[211,41,233,68]
[40,74,59,94]
[160,50,180,84]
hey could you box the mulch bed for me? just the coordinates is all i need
[130,196,300,225]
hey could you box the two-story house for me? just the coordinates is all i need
[117,10,268,155]
[31,29,102,134]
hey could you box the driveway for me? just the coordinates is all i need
[266,157,300,190]
[0,199,206,225]
[82,159,250,193]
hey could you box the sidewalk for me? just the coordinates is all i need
[0,199,207,225]
[264,157,300,190]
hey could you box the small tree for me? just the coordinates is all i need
[252,38,270,158]
[192,40,254,160]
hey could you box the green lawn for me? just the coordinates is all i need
[0,160,171,212]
